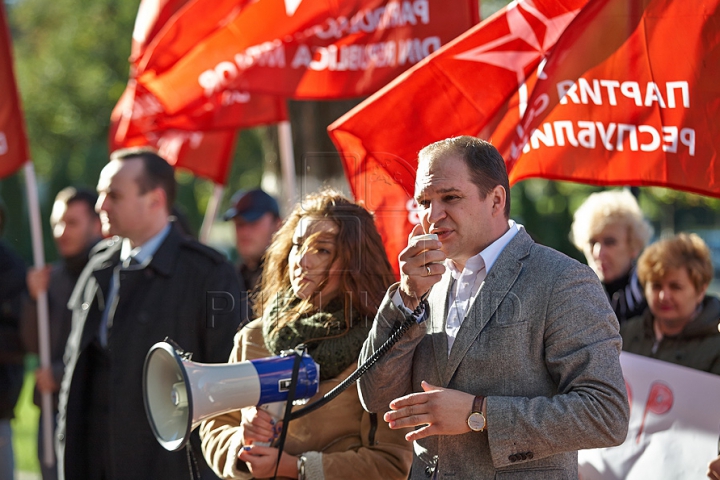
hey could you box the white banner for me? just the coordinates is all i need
[579,352,720,479]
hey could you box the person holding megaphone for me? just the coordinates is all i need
[200,189,412,480]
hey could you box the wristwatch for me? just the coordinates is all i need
[467,395,486,432]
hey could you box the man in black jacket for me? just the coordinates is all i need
[21,187,101,480]
[0,208,26,480]
[56,149,242,480]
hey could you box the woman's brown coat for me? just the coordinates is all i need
[200,319,412,480]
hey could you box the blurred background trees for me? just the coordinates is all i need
[3,0,719,268]
[3,0,273,260]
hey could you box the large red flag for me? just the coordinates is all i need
[111,0,287,184]
[328,0,587,274]
[0,2,30,178]
[506,0,720,196]
[134,0,478,117]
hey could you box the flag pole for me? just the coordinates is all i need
[23,161,55,467]
[278,120,297,209]
[199,183,224,244]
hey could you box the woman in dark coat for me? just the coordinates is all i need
[620,232,720,374]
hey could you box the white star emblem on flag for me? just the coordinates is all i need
[453,0,579,116]
[284,0,303,16]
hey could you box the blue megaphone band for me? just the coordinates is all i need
[252,354,320,404]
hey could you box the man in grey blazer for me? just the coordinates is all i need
[358,136,629,479]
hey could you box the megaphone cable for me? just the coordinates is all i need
[289,298,428,420]
[273,346,305,479]
[268,300,427,479]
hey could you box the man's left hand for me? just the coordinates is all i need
[384,381,475,441]
[35,367,58,394]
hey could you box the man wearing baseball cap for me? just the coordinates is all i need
[223,188,282,325]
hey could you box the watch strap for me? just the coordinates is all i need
[472,395,485,414]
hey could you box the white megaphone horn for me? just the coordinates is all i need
[142,340,320,451]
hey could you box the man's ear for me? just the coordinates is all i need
[91,217,103,237]
[149,187,167,211]
[490,185,506,217]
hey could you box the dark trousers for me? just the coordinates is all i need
[86,341,111,480]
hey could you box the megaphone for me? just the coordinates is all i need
[143,341,320,451]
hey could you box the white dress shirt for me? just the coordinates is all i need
[444,220,519,353]
[393,220,521,356]
[99,224,171,346]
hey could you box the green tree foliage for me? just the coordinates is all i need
[3,0,140,260]
[511,180,720,263]
[510,179,596,262]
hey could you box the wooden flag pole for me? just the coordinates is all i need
[23,161,55,467]
[278,120,297,211]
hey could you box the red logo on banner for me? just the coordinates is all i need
[636,381,673,444]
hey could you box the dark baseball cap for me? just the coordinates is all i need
[222,189,280,222]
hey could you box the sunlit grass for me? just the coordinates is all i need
[11,357,40,474]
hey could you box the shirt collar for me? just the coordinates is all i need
[446,219,520,278]
[120,223,171,265]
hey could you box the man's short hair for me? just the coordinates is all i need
[54,187,99,220]
[418,136,511,217]
[109,148,177,211]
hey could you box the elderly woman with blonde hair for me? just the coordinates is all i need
[620,232,720,374]
[570,189,653,323]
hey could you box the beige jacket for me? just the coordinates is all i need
[200,319,412,480]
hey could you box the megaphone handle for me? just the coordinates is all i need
[260,401,286,420]
[252,402,286,447]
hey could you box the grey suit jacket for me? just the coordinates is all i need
[358,227,629,479]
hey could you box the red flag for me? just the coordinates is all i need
[130,0,189,66]
[109,86,238,184]
[506,0,720,196]
[135,0,478,116]
[112,124,238,183]
[111,80,286,140]
[111,0,287,184]
[329,0,587,274]
[0,3,30,178]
